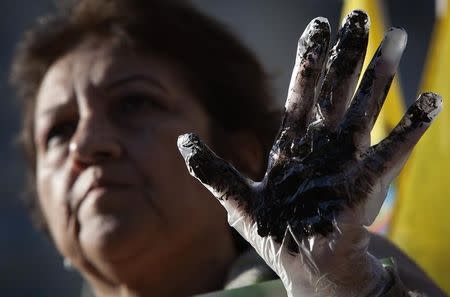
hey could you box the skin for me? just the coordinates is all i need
[179,11,442,297]
[33,36,242,297]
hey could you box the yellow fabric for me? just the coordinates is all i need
[390,2,450,294]
[341,0,405,146]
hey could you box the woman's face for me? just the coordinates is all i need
[33,37,235,291]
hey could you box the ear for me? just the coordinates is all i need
[225,131,264,181]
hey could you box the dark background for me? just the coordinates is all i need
[0,1,435,296]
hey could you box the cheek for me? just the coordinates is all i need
[125,115,210,187]
[147,151,228,249]
[124,118,223,229]
[36,162,75,256]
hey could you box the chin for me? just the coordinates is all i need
[78,213,149,263]
[76,213,160,286]
[76,187,156,259]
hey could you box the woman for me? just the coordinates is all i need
[11,0,444,296]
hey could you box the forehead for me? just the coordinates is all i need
[35,36,192,115]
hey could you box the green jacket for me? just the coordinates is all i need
[196,279,286,297]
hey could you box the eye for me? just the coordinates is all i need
[119,93,165,114]
[46,121,77,148]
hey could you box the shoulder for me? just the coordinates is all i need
[224,248,277,289]
[368,233,446,296]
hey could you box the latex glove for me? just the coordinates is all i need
[178,10,442,297]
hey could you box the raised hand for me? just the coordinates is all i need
[178,10,442,297]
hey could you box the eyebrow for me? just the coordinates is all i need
[38,74,168,117]
[105,74,168,93]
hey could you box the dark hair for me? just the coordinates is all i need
[11,0,280,232]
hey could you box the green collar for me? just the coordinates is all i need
[195,279,287,297]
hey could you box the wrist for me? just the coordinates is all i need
[287,253,391,297]
[335,253,392,297]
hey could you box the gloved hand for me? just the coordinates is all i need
[178,10,442,297]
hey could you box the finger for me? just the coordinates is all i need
[364,92,442,180]
[317,10,369,130]
[282,17,330,139]
[361,92,442,224]
[177,133,253,204]
[341,27,407,149]
[177,134,273,254]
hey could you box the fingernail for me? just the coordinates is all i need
[380,27,408,65]
[342,9,370,33]
[177,133,197,160]
[296,17,330,61]
[416,92,443,123]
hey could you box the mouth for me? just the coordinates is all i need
[70,176,134,218]
[77,183,138,223]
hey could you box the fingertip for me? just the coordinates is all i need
[342,9,370,32]
[177,133,198,160]
[177,133,190,147]
[295,17,331,68]
[372,27,407,70]
[311,16,330,28]
[414,92,443,123]
[385,27,408,50]
[300,16,330,43]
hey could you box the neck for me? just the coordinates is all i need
[85,243,237,297]
[88,261,232,297]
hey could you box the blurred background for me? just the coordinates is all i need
[1,0,448,296]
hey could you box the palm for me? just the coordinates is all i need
[260,122,368,246]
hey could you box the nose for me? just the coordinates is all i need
[69,114,122,169]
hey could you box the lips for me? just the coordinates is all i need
[69,166,137,217]
[78,185,134,220]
